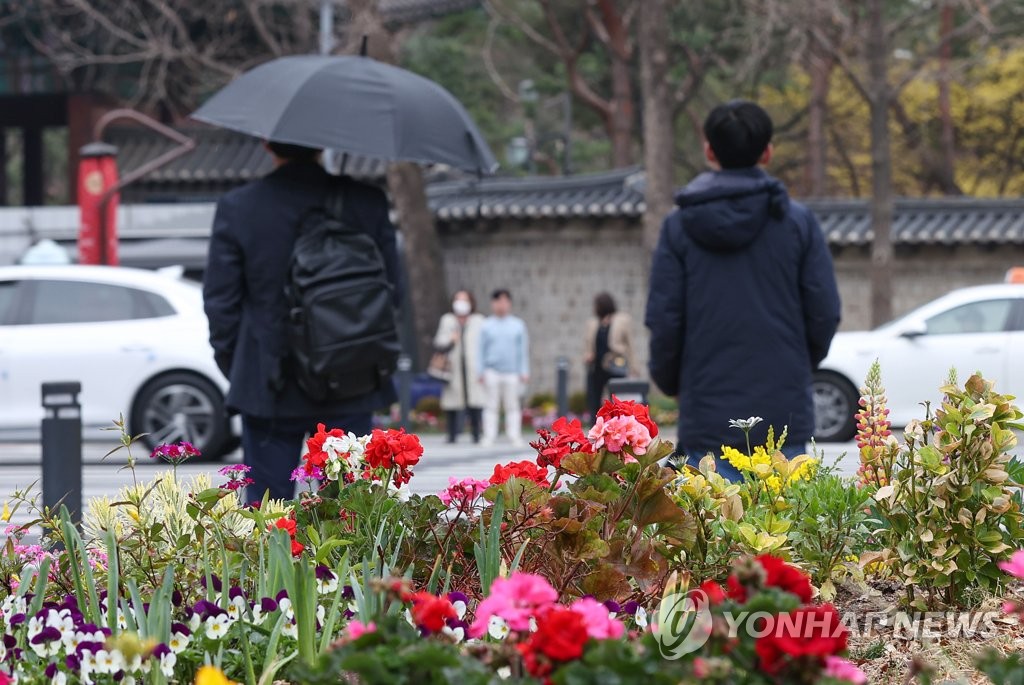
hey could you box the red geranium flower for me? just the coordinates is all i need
[304,423,344,471]
[517,606,590,678]
[691,580,727,607]
[597,396,658,438]
[490,460,551,488]
[755,604,848,675]
[532,417,594,470]
[364,428,424,485]
[271,515,305,556]
[408,591,458,634]
[728,555,813,604]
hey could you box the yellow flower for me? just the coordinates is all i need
[722,446,752,471]
[1,501,10,522]
[195,665,236,685]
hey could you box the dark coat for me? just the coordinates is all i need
[645,168,841,453]
[203,160,401,419]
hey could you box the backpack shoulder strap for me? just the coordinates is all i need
[325,176,346,221]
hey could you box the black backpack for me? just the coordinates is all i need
[284,187,400,402]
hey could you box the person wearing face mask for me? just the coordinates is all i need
[433,291,486,443]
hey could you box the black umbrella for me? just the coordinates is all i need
[191,55,498,175]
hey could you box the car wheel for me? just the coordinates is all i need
[812,372,858,442]
[131,372,230,461]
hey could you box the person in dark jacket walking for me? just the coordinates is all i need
[203,142,401,501]
[645,101,841,481]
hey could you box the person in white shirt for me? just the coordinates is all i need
[477,289,529,446]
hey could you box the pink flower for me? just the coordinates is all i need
[588,415,652,456]
[569,597,625,639]
[346,620,376,640]
[469,572,558,637]
[998,549,1024,579]
[823,656,867,684]
[438,477,490,507]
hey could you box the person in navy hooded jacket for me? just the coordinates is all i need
[645,100,841,480]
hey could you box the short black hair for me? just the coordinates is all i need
[266,141,322,162]
[594,292,617,318]
[703,101,773,169]
[491,289,512,301]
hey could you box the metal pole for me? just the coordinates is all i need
[398,355,413,430]
[556,356,570,417]
[41,382,82,524]
[319,0,334,55]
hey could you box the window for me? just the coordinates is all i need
[27,280,172,325]
[0,281,18,324]
[925,299,1014,335]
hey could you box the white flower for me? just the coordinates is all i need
[281,620,298,639]
[728,416,763,431]
[497,666,512,679]
[94,649,124,674]
[168,631,191,654]
[249,604,268,626]
[634,606,648,629]
[226,596,247,621]
[317,571,339,595]
[488,616,510,640]
[441,624,465,642]
[317,605,326,625]
[188,611,201,633]
[53,672,67,685]
[160,650,177,677]
[278,597,293,621]
[26,615,43,641]
[450,599,467,620]
[204,613,232,640]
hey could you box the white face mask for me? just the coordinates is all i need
[452,300,472,316]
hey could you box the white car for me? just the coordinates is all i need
[0,265,235,459]
[814,283,1024,441]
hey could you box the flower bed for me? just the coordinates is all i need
[1,373,1023,684]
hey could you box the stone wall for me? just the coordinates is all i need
[440,218,1024,397]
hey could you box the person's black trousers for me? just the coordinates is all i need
[586,369,612,421]
[241,413,372,503]
[446,408,482,443]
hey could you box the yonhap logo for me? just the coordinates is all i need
[652,589,714,660]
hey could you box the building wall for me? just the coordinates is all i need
[440,219,1024,398]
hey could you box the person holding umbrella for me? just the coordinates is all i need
[203,141,401,502]
[194,53,498,502]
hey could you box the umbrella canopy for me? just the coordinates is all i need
[191,55,498,175]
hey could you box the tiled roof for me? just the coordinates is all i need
[805,198,1024,246]
[429,168,1024,245]
[107,126,391,188]
[428,167,648,221]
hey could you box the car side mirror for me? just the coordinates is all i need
[899,322,927,339]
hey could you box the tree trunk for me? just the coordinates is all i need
[345,0,448,369]
[867,0,894,327]
[609,56,634,167]
[937,1,961,195]
[387,162,448,369]
[637,0,673,258]
[805,33,833,197]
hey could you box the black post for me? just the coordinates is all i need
[397,355,413,430]
[556,356,570,417]
[41,382,82,523]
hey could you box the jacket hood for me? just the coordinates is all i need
[674,168,789,251]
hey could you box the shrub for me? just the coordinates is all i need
[865,373,1024,608]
